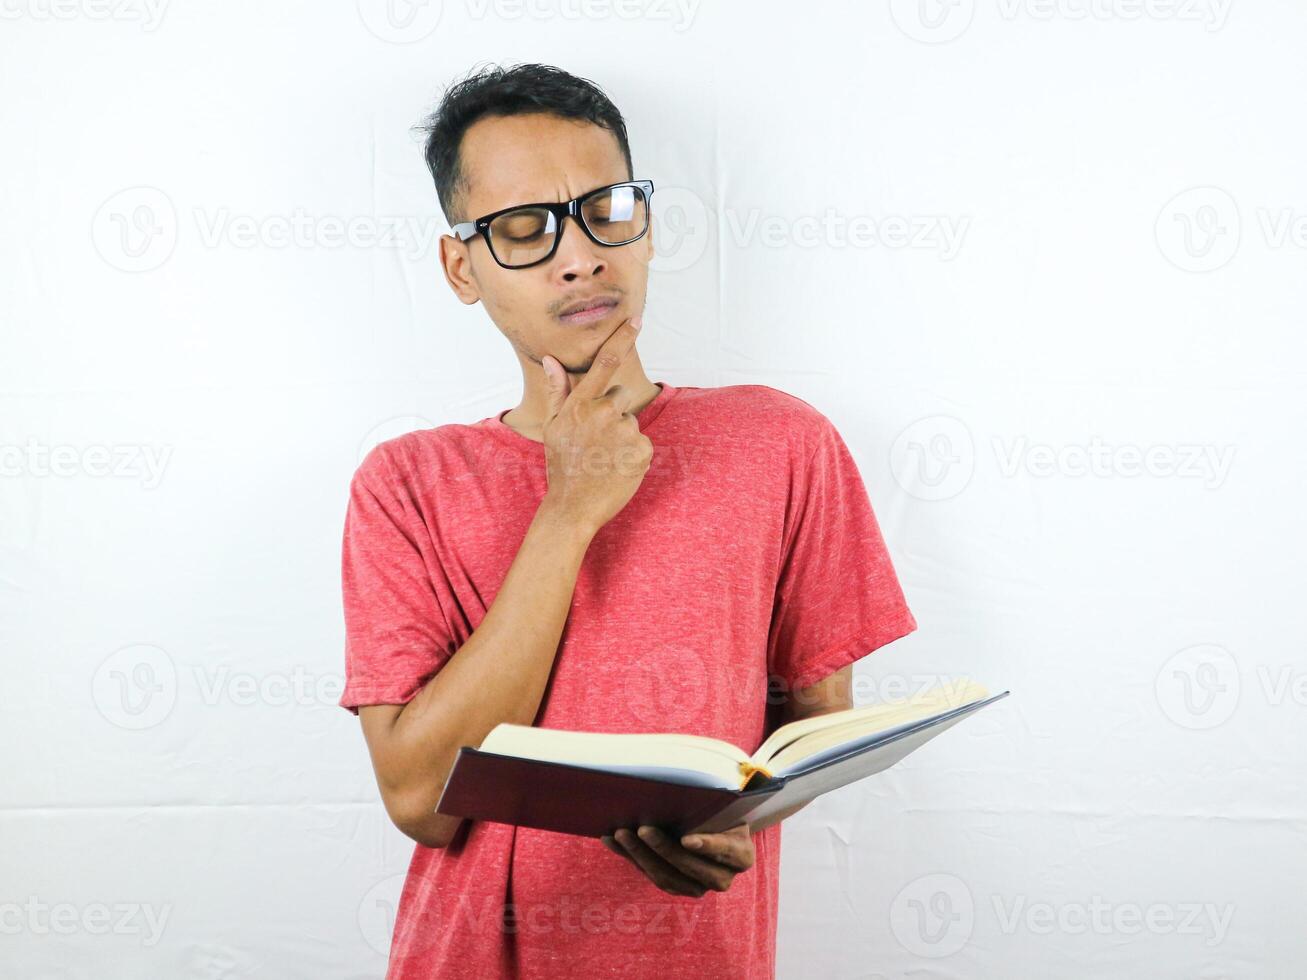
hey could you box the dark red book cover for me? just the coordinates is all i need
[435,748,781,838]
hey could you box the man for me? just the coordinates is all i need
[339,63,917,979]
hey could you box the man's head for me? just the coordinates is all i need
[420,63,654,379]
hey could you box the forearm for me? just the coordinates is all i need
[370,497,596,843]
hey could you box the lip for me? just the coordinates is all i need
[558,296,620,324]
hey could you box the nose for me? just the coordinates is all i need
[550,213,607,279]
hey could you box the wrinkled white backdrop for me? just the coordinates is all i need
[3,1,1305,977]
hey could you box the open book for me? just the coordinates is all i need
[436,679,1009,838]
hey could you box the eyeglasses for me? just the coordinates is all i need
[451,179,654,270]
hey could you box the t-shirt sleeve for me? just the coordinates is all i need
[338,444,457,715]
[766,412,918,694]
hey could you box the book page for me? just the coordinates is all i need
[750,678,990,768]
[690,707,985,834]
[479,724,753,788]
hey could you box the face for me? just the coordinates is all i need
[439,113,654,375]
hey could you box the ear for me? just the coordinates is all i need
[644,210,656,262]
[439,233,481,305]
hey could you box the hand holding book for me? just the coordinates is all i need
[600,822,755,898]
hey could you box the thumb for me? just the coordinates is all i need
[541,354,571,419]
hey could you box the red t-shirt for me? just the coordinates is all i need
[339,381,917,979]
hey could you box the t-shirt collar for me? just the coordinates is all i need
[477,381,678,454]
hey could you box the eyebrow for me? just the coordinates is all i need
[493,180,626,214]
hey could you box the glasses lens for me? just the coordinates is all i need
[582,184,649,244]
[487,207,559,268]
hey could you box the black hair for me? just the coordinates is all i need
[415,62,634,226]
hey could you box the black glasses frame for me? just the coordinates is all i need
[450,179,655,270]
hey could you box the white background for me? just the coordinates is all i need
[3,1,1305,977]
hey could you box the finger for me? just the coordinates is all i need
[598,384,642,419]
[541,354,572,420]
[678,826,755,872]
[614,828,706,897]
[571,316,641,401]
[600,835,636,864]
[636,826,738,891]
